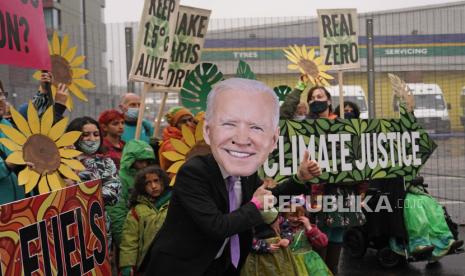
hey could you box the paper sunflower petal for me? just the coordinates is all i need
[48,117,69,141]
[319,71,334,80]
[0,124,27,146]
[56,131,82,148]
[58,164,81,182]
[6,151,25,165]
[52,32,60,55]
[73,79,96,90]
[47,172,65,191]
[65,94,74,110]
[169,175,176,187]
[288,64,299,70]
[38,176,50,194]
[167,161,184,174]
[17,167,30,186]
[60,34,69,56]
[51,85,57,98]
[170,139,190,155]
[32,71,42,81]
[27,101,40,134]
[61,158,86,171]
[301,45,308,59]
[25,170,40,193]
[314,57,323,65]
[64,46,77,62]
[71,68,89,78]
[40,106,54,135]
[59,148,82,158]
[70,55,85,67]
[181,125,195,147]
[195,120,204,142]
[284,53,299,64]
[319,64,332,72]
[309,48,315,60]
[68,83,88,101]
[162,151,185,162]
[0,138,22,152]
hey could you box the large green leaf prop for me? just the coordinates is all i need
[236,60,256,80]
[265,103,437,184]
[180,63,224,114]
[274,85,292,102]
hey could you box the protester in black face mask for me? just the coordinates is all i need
[334,101,361,119]
[307,86,337,119]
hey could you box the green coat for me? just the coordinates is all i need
[107,140,155,245]
[119,192,170,269]
[0,119,24,205]
[279,88,303,119]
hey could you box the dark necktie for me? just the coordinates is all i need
[227,176,240,268]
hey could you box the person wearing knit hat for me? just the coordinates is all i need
[159,106,197,171]
[99,109,126,169]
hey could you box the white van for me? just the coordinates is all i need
[460,86,465,129]
[327,85,369,119]
[405,83,451,133]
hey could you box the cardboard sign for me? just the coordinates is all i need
[0,1,51,70]
[128,0,180,85]
[264,104,437,184]
[0,180,110,276]
[317,9,360,70]
[150,5,211,92]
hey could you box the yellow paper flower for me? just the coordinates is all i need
[284,45,334,86]
[0,102,84,194]
[33,31,95,110]
[162,120,209,186]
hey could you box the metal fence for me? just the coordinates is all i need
[0,2,464,223]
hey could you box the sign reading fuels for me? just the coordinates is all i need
[317,9,360,70]
[129,0,180,85]
[264,104,437,184]
[150,5,211,92]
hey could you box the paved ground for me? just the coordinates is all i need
[340,226,465,276]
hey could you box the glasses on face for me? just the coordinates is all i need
[0,91,8,100]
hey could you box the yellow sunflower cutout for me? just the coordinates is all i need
[283,45,334,86]
[0,102,85,194]
[162,120,210,186]
[33,31,95,110]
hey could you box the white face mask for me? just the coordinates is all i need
[293,115,306,121]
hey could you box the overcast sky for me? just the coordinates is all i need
[105,0,458,22]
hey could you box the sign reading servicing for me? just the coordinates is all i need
[150,5,211,92]
[129,0,180,84]
[264,104,437,184]
[317,9,360,70]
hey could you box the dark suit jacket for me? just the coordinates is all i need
[145,154,307,276]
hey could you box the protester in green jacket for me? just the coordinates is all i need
[109,139,156,246]
[119,166,171,275]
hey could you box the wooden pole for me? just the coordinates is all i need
[153,91,168,138]
[337,70,345,118]
[135,83,150,140]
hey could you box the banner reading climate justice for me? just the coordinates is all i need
[150,5,211,92]
[264,105,437,184]
[129,0,180,84]
[0,0,51,70]
[0,180,109,276]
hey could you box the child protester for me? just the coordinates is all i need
[98,109,125,170]
[119,166,171,275]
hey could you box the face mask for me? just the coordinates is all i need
[344,112,357,119]
[309,100,328,114]
[293,115,306,121]
[78,140,101,155]
[125,108,139,120]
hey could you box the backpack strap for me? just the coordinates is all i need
[130,208,140,222]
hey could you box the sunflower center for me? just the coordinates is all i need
[299,59,319,78]
[51,55,72,86]
[23,134,61,174]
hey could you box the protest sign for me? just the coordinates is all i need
[0,0,51,70]
[128,0,180,85]
[0,180,110,276]
[264,104,437,184]
[150,5,211,92]
[317,9,360,70]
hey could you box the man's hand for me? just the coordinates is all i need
[252,181,274,210]
[39,71,53,94]
[297,151,321,181]
[55,83,69,105]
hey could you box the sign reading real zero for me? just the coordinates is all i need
[317,9,360,70]
[129,0,180,84]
